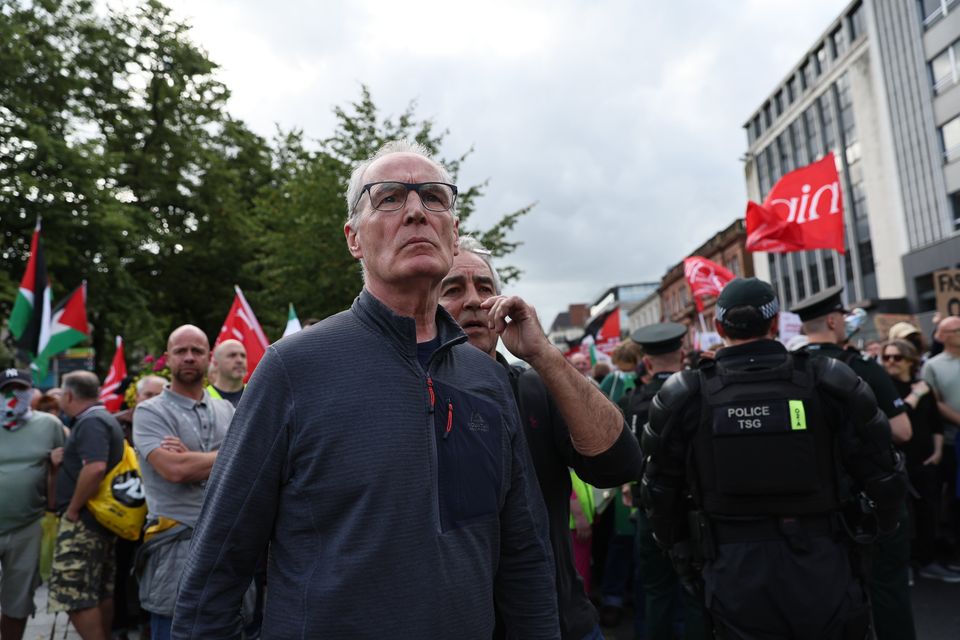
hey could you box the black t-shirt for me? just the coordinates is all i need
[494,353,642,638]
[212,385,244,408]
[56,406,125,533]
[417,336,441,370]
[890,377,943,467]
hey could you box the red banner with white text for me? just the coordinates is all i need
[745,153,845,254]
[683,256,736,311]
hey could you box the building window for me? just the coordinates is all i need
[753,115,762,140]
[788,75,799,103]
[931,45,958,94]
[950,190,960,229]
[777,133,792,174]
[824,252,838,288]
[807,251,821,293]
[941,115,960,161]
[923,0,951,28]
[726,256,741,277]
[804,106,821,159]
[763,102,772,127]
[774,90,784,117]
[818,92,836,154]
[849,2,865,40]
[815,46,828,74]
[793,254,807,300]
[791,119,808,167]
[831,26,847,59]
[915,273,939,312]
[803,59,816,88]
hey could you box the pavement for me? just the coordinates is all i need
[19,575,960,639]
[601,573,960,639]
[21,585,143,640]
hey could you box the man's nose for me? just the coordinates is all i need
[401,189,428,224]
[463,285,483,309]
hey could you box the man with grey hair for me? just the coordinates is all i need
[135,375,166,405]
[440,237,641,639]
[173,141,559,638]
[48,371,125,640]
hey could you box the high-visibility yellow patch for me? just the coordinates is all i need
[789,400,806,430]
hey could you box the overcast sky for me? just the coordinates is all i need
[157,0,846,328]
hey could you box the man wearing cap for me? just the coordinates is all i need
[439,236,641,640]
[641,277,905,639]
[621,323,708,640]
[0,369,65,640]
[792,284,915,640]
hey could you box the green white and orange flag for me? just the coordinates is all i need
[33,282,90,381]
[282,303,302,338]
[9,218,51,358]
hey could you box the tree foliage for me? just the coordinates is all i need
[0,0,529,375]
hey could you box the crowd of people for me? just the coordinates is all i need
[0,139,958,640]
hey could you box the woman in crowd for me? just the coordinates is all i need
[881,339,960,583]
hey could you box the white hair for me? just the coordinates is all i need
[136,375,167,395]
[344,140,455,226]
[457,236,502,295]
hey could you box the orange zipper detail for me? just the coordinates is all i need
[426,375,436,408]
[444,401,453,439]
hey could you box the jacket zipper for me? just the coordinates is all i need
[444,400,453,439]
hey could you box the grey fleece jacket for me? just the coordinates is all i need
[172,289,559,639]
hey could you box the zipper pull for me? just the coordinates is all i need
[444,400,453,439]
[426,375,436,412]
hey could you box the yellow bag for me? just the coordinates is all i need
[39,511,59,582]
[87,440,147,540]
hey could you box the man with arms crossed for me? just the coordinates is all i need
[133,325,235,640]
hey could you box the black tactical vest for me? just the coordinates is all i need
[689,352,841,517]
[620,372,672,440]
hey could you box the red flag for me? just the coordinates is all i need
[683,257,736,312]
[595,306,621,355]
[215,286,269,382]
[99,336,127,412]
[745,153,845,253]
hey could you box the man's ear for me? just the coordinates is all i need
[344,222,363,260]
[769,314,780,338]
[715,319,727,339]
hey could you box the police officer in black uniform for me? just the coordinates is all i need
[622,323,708,640]
[792,285,916,640]
[641,278,906,640]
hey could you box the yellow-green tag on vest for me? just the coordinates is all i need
[789,400,806,430]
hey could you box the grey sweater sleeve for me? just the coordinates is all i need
[494,389,561,639]
[172,346,293,640]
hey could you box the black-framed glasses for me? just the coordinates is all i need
[355,181,458,213]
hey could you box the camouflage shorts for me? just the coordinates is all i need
[47,517,115,612]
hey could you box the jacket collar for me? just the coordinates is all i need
[715,338,786,361]
[352,288,467,361]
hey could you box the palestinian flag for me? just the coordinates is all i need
[33,282,90,381]
[9,218,51,357]
[282,303,302,338]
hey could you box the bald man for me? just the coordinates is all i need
[132,325,235,640]
[207,340,247,407]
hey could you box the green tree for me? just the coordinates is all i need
[0,0,275,370]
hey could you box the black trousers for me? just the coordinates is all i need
[703,537,870,640]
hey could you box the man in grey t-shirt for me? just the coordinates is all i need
[133,325,234,640]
